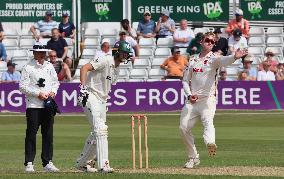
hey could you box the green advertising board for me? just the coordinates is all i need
[0,0,72,22]
[81,0,123,22]
[240,0,284,21]
[131,0,229,22]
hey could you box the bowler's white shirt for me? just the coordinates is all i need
[183,52,236,97]
[86,54,120,102]
[19,60,59,108]
[257,70,276,81]
[173,28,195,47]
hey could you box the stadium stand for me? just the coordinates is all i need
[133,58,151,69]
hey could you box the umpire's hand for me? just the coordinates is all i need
[38,92,48,100]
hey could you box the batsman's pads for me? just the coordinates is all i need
[44,96,60,116]
[75,132,97,168]
[95,127,109,170]
[78,85,89,107]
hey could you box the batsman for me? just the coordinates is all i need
[75,41,133,173]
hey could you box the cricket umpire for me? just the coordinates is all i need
[19,44,60,172]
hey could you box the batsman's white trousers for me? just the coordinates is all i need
[76,93,109,169]
[179,96,216,159]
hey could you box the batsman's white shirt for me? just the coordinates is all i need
[86,54,120,102]
[19,60,59,108]
[183,52,236,97]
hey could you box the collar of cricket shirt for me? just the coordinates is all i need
[35,60,47,68]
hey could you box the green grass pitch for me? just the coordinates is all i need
[0,111,283,179]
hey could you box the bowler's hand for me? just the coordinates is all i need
[234,48,248,59]
[189,95,198,104]
[49,92,56,99]
[38,92,48,100]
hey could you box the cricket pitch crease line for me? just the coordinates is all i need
[0,112,284,117]
[1,167,284,177]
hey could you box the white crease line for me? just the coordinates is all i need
[0,112,283,117]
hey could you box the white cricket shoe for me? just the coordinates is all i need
[75,164,98,173]
[101,166,114,173]
[207,143,217,157]
[43,161,60,172]
[25,162,35,173]
[184,158,200,169]
[101,160,113,173]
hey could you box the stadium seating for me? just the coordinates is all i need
[11,50,30,62]
[20,28,36,39]
[77,59,91,68]
[156,38,174,48]
[193,27,210,35]
[154,48,171,58]
[19,39,35,49]
[118,69,130,80]
[248,37,266,47]
[248,47,264,58]
[0,62,7,72]
[179,48,188,55]
[81,49,96,59]
[119,61,132,69]
[249,27,265,37]
[101,29,118,38]
[139,48,154,58]
[3,28,19,39]
[148,69,166,79]
[84,28,101,39]
[2,39,18,50]
[151,58,166,68]
[73,69,80,80]
[226,67,239,78]
[266,27,283,36]
[139,38,156,49]
[84,38,101,49]
[133,58,151,69]
[266,37,284,47]
[265,47,283,57]
[129,69,148,80]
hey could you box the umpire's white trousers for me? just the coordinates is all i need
[179,96,216,159]
[76,93,108,168]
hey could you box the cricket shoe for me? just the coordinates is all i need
[184,158,200,169]
[43,161,60,172]
[100,160,113,173]
[75,164,98,173]
[207,143,217,157]
[25,162,35,173]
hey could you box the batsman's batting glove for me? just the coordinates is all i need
[78,84,89,107]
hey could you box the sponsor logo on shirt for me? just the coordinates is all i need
[193,68,203,72]
[63,25,70,30]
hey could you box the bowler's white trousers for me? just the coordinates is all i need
[76,93,109,170]
[179,96,216,159]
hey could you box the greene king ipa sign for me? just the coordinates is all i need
[241,0,284,20]
[0,0,72,22]
[131,0,229,22]
[81,0,123,22]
